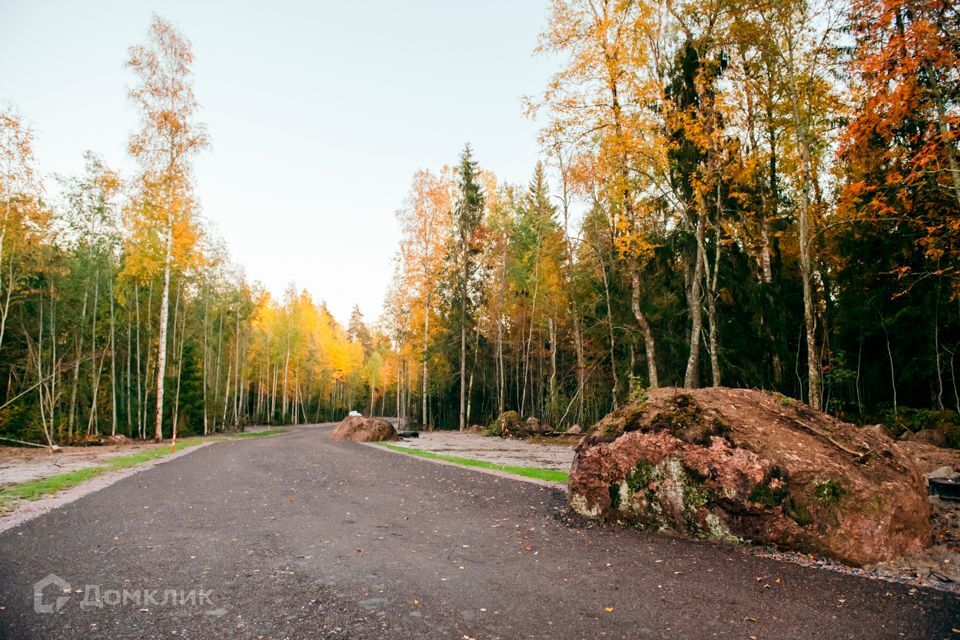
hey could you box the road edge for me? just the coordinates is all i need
[0,441,215,535]
[363,441,569,492]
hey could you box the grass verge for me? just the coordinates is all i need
[378,443,569,484]
[0,429,287,513]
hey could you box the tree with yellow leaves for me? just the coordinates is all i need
[125,16,209,441]
[532,0,664,390]
[397,168,453,428]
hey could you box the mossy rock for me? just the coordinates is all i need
[570,387,932,566]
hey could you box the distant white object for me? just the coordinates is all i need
[348,410,362,417]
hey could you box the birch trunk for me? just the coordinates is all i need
[67,282,89,438]
[601,256,619,408]
[154,224,172,442]
[684,210,706,388]
[785,39,821,410]
[631,271,659,389]
[109,279,117,436]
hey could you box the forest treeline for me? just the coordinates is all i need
[0,17,389,445]
[2,0,959,445]
[386,0,960,433]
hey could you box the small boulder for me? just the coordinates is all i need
[925,465,957,480]
[569,387,931,566]
[330,416,398,442]
[525,417,550,434]
[567,424,583,435]
[911,429,948,448]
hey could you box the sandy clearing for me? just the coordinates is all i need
[387,431,576,470]
[0,443,163,486]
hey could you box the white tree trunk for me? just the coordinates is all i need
[153,225,172,441]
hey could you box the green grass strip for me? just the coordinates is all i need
[378,443,569,484]
[228,428,286,439]
[0,429,287,513]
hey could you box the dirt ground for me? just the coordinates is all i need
[388,431,576,470]
[0,442,161,486]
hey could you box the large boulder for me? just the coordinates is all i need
[569,387,931,566]
[330,416,398,442]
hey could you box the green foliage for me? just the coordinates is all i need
[484,410,521,437]
[881,408,960,448]
[748,483,788,507]
[628,379,649,404]
[169,342,204,437]
[813,479,845,505]
[784,496,813,527]
[626,460,655,493]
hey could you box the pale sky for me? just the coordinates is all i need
[0,0,557,325]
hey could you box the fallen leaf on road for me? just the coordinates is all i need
[744,616,758,623]
[604,607,614,613]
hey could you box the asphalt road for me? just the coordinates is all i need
[0,426,957,639]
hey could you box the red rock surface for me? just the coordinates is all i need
[330,416,398,443]
[569,387,931,566]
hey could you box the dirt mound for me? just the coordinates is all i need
[569,387,930,566]
[486,412,553,438]
[330,416,398,443]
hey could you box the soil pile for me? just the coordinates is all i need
[569,387,930,566]
[486,412,553,437]
[330,416,398,443]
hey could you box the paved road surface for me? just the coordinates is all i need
[0,426,956,639]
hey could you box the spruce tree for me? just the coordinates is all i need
[453,145,484,431]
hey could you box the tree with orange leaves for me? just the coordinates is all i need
[842,0,960,277]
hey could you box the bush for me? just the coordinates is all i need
[484,410,521,437]
[882,407,960,449]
